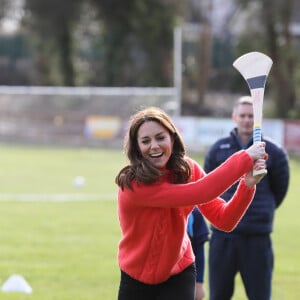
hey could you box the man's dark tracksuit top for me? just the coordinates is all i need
[204,128,290,235]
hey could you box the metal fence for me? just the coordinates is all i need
[0,86,177,147]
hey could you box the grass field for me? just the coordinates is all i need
[0,144,299,299]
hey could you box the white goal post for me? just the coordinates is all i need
[0,27,183,145]
[0,86,179,145]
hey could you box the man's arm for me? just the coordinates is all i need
[188,208,209,300]
[268,146,290,207]
[204,143,222,173]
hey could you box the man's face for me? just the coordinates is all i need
[232,103,254,137]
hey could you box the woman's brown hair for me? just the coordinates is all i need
[115,107,191,190]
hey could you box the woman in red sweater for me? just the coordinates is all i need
[115,107,266,300]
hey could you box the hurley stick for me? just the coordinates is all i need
[233,51,273,176]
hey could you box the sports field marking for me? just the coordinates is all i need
[0,193,116,202]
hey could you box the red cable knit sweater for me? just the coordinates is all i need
[117,150,255,284]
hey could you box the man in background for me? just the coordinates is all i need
[204,96,290,300]
[187,207,209,300]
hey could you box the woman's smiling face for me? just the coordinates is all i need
[137,120,173,169]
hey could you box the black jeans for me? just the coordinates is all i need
[118,263,196,300]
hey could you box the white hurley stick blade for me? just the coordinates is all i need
[233,52,273,90]
[233,51,272,177]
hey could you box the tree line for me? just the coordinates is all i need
[0,0,299,118]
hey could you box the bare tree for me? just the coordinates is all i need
[261,0,296,118]
[89,0,181,86]
[0,0,10,20]
[236,0,298,118]
[23,0,83,86]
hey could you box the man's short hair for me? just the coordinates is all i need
[237,96,253,105]
[233,96,253,114]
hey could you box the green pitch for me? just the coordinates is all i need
[0,144,298,299]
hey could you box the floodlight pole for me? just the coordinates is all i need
[173,26,182,116]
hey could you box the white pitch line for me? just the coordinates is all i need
[0,193,116,202]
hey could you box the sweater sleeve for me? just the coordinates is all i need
[120,150,253,208]
[198,178,255,232]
